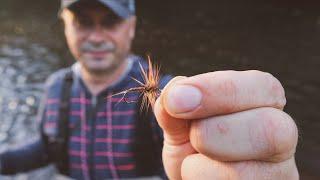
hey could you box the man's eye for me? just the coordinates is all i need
[76,18,94,28]
[101,17,122,29]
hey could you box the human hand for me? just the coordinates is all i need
[154,71,299,180]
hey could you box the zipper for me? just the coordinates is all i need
[91,96,97,107]
[89,95,98,180]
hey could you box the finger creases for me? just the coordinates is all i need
[181,154,299,180]
[162,70,287,119]
[189,107,298,162]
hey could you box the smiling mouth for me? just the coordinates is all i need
[86,51,111,58]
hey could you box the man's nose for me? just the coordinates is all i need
[87,25,106,43]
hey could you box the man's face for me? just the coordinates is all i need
[61,3,136,75]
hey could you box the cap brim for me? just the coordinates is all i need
[59,0,133,19]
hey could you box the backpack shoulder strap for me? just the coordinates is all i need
[58,69,73,142]
[41,68,73,175]
[56,68,73,175]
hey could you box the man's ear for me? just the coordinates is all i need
[129,16,137,39]
[59,9,68,28]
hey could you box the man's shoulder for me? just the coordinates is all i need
[45,67,72,88]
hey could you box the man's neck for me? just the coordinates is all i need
[80,60,129,96]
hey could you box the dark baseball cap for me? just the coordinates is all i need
[60,0,135,19]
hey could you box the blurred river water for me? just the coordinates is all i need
[0,38,63,179]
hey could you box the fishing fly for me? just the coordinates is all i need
[110,55,161,111]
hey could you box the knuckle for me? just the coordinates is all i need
[246,70,286,108]
[279,113,299,152]
[259,108,298,159]
[265,72,287,108]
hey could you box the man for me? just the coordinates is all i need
[0,0,299,179]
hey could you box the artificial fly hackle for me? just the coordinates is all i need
[109,56,161,112]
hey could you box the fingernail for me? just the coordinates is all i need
[167,85,202,114]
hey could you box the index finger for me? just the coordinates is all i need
[161,70,286,120]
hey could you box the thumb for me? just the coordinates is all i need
[154,76,191,145]
[154,76,196,180]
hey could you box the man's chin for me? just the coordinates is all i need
[81,56,111,69]
[84,65,113,74]
[84,52,112,60]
